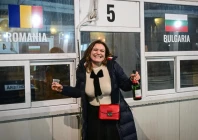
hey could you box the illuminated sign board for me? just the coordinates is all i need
[5,32,47,42]
[8,4,43,28]
[5,84,25,91]
[4,84,35,91]
[164,14,190,43]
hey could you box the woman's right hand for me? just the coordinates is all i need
[51,82,63,92]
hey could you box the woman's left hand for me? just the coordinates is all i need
[130,71,140,83]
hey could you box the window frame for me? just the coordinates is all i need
[78,1,142,101]
[138,0,198,105]
[2,0,198,116]
[0,0,80,121]
[146,58,175,96]
[30,60,77,107]
[176,56,198,93]
[0,61,31,111]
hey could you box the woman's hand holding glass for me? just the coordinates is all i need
[51,82,63,92]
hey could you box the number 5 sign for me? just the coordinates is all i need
[97,0,139,27]
[107,4,115,22]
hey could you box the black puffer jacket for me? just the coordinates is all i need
[61,57,137,140]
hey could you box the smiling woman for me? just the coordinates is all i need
[51,39,140,140]
[83,40,112,72]
[90,44,106,67]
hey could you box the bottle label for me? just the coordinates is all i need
[135,89,141,98]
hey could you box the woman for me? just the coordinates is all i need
[51,40,140,140]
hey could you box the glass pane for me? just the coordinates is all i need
[147,61,174,90]
[0,0,75,54]
[81,32,141,98]
[30,64,70,101]
[145,3,198,52]
[0,66,25,105]
[180,60,198,88]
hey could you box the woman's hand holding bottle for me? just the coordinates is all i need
[130,71,142,100]
[130,71,140,83]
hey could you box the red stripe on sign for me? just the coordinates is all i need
[32,6,43,28]
[165,26,188,32]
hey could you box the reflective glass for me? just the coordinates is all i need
[0,66,25,105]
[0,0,75,54]
[180,60,198,88]
[145,3,198,52]
[30,64,70,101]
[81,32,141,98]
[147,61,174,90]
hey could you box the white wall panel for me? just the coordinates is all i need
[30,118,52,140]
[0,121,31,140]
[0,118,52,140]
[53,115,79,140]
[80,0,139,28]
[132,102,179,140]
[180,100,198,140]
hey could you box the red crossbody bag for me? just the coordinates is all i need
[99,104,120,120]
[98,94,120,120]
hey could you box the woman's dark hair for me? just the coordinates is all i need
[82,40,112,72]
[50,47,64,53]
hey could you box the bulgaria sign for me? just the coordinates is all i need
[164,35,190,43]
[164,14,190,43]
[165,14,188,32]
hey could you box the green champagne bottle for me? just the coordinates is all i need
[132,70,142,100]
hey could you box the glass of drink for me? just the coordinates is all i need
[53,79,60,83]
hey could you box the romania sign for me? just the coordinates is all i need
[8,4,43,28]
[5,32,47,42]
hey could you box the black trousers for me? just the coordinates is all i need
[87,104,120,140]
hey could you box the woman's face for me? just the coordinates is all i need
[90,43,106,65]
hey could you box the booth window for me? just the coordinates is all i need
[0,0,77,110]
[144,3,198,52]
[81,32,140,98]
[147,60,174,92]
[180,60,198,88]
[30,64,70,101]
[145,2,198,96]
[0,66,25,105]
[0,0,75,54]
